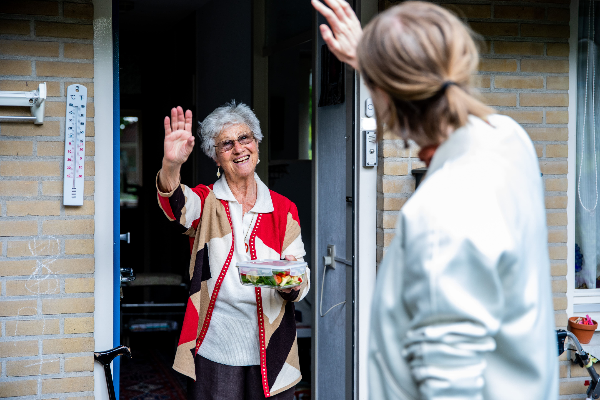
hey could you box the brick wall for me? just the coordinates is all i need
[0,1,95,399]
[376,0,576,396]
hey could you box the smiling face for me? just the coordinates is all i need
[215,123,259,181]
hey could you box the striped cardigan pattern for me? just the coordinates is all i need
[156,173,309,397]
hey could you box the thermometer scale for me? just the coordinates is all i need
[62,84,87,206]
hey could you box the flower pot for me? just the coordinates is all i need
[568,317,598,344]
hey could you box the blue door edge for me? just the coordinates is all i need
[112,0,121,397]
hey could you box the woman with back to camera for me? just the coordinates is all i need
[156,101,309,399]
[312,1,557,399]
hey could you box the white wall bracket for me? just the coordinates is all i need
[0,82,47,124]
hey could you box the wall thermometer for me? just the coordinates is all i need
[63,84,87,206]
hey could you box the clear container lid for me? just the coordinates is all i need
[236,259,307,276]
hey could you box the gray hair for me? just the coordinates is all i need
[198,100,262,160]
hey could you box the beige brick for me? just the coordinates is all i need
[549,246,567,260]
[64,43,93,59]
[0,340,38,357]
[0,140,33,156]
[0,105,29,117]
[540,161,567,175]
[479,59,517,72]
[548,229,567,243]
[546,110,568,124]
[43,337,94,354]
[6,279,60,296]
[548,7,570,22]
[65,317,94,334]
[533,144,543,158]
[442,4,490,18]
[0,299,37,316]
[559,363,568,378]
[0,1,59,15]
[527,127,568,141]
[85,160,95,176]
[45,102,66,118]
[7,201,61,216]
[469,22,519,37]
[42,219,94,235]
[0,180,38,196]
[7,358,60,376]
[559,380,588,395]
[7,239,59,257]
[43,376,94,394]
[0,40,59,57]
[545,195,567,209]
[494,76,543,89]
[551,263,567,276]
[494,6,544,20]
[64,2,94,20]
[547,212,567,226]
[0,259,37,276]
[85,121,95,136]
[0,220,37,237]
[0,381,37,397]
[380,197,408,211]
[43,297,94,314]
[382,141,410,157]
[0,19,30,35]
[521,93,568,107]
[553,296,567,310]
[502,110,543,124]
[37,61,93,79]
[546,111,569,124]
[64,239,94,255]
[471,75,490,88]
[0,80,60,96]
[47,258,95,275]
[65,200,94,216]
[555,312,568,328]
[66,82,94,97]
[0,160,60,176]
[546,144,568,158]
[37,141,63,156]
[65,278,94,293]
[547,76,569,90]
[476,40,492,55]
[1,121,61,137]
[521,59,569,73]
[382,212,398,229]
[381,177,415,194]
[552,279,567,293]
[480,92,516,107]
[65,356,94,372]
[43,179,95,197]
[522,24,570,38]
[5,319,60,336]
[35,21,93,40]
[572,363,599,377]
[0,60,32,76]
[547,42,569,57]
[383,161,408,176]
[86,141,95,155]
[546,178,567,191]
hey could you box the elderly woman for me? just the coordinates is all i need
[156,101,309,399]
[313,1,557,399]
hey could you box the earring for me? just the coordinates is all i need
[216,167,221,178]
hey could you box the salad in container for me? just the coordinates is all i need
[237,259,307,289]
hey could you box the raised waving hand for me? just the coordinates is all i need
[311,0,363,71]
[159,106,194,192]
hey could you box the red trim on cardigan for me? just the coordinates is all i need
[194,201,235,355]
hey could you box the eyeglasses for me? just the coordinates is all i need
[214,132,256,153]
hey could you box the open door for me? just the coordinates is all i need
[311,4,356,399]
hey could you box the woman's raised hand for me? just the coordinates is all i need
[163,106,194,167]
[311,0,363,71]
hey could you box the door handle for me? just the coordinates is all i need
[120,267,135,283]
[120,232,130,244]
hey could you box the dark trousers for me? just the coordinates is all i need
[187,355,296,400]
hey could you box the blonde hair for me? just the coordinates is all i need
[357,1,493,144]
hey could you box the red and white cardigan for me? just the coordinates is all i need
[157,172,310,397]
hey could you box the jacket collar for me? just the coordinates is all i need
[212,172,274,213]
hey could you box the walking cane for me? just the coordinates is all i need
[94,346,132,400]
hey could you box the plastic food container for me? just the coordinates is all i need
[236,259,307,289]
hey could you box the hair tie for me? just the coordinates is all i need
[440,81,457,93]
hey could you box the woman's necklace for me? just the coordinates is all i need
[244,213,256,254]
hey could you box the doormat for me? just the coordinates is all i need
[120,348,187,400]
